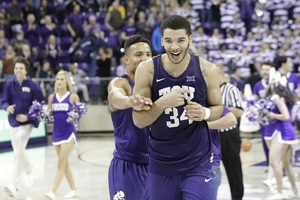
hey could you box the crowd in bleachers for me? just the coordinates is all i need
[0,0,300,102]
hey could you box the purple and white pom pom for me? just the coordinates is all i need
[242,96,256,110]
[67,101,87,124]
[244,99,275,125]
[29,100,51,122]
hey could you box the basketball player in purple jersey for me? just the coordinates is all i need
[133,15,223,200]
[264,75,298,199]
[107,35,152,200]
[207,106,237,195]
[0,56,44,197]
[45,71,80,200]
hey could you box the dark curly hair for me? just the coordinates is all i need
[160,15,192,37]
[265,84,295,107]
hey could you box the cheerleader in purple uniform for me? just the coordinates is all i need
[264,75,298,200]
[45,71,80,200]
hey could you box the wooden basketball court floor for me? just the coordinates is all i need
[0,133,299,200]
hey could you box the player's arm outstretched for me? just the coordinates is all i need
[108,77,152,112]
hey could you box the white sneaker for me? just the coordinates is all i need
[63,190,79,199]
[4,184,17,197]
[267,192,289,200]
[25,168,34,187]
[262,179,274,188]
[286,192,298,199]
[45,191,56,200]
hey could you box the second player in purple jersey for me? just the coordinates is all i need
[107,35,152,200]
[208,106,237,195]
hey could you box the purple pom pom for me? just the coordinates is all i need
[67,101,87,124]
[29,100,51,123]
[244,98,275,125]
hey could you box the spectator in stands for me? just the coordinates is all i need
[115,55,126,76]
[136,10,153,41]
[2,45,16,80]
[40,15,58,46]
[206,27,223,60]
[84,15,102,38]
[44,34,62,73]
[242,31,259,57]
[36,60,55,99]
[21,44,37,78]
[151,25,163,56]
[192,25,209,56]
[23,0,37,20]
[0,13,12,40]
[105,0,124,39]
[120,16,138,45]
[223,29,242,55]
[248,61,262,90]
[67,4,84,39]
[0,29,9,58]
[230,66,245,94]
[125,0,138,18]
[251,2,270,27]
[96,47,113,103]
[22,13,40,48]
[69,63,90,103]
[10,30,30,56]
[7,0,24,25]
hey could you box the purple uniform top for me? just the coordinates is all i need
[253,79,268,99]
[0,76,44,127]
[150,55,212,175]
[111,75,149,164]
[286,72,299,93]
[52,92,76,145]
[210,106,231,166]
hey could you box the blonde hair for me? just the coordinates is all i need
[54,70,73,93]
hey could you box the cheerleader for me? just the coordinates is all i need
[264,74,298,200]
[45,70,80,200]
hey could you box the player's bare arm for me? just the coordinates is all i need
[207,112,237,129]
[108,77,152,112]
[133,59,189,128]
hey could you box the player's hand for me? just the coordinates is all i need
[161,88,190,108]
[184,100,206,121]
[6,104,16,115]
[16,114,28,123]
[127,95,153,111]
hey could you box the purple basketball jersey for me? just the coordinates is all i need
[149,55,212,175]
[111,75,149,164]
[52,92,76,144]
[109,75,149,200]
